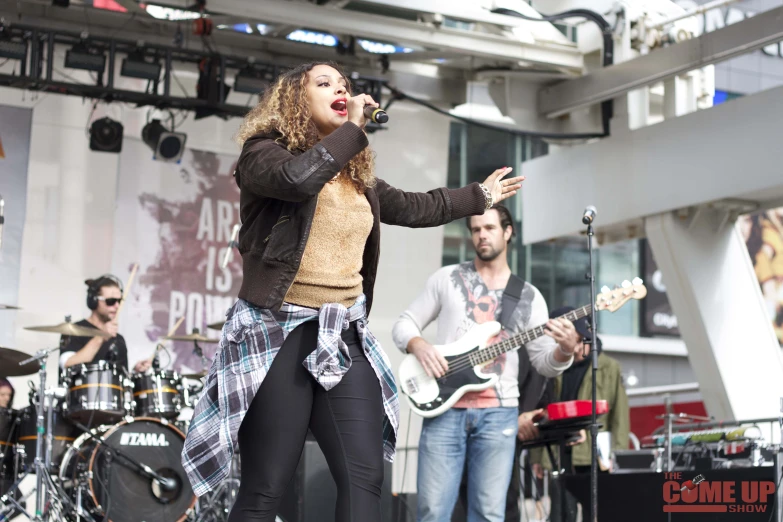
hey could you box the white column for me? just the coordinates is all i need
[645,209,783,422]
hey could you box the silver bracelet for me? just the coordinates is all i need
[478,183,493,210]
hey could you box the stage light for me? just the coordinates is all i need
[65,44,106,73]
[233,66,274,95]
[286,29,337,47]
[121,52,162,80]
[0,38,26,61]
[144,4,201,20]
[89,117,124,153]
[141,119,186,162]
[357,39,413,54]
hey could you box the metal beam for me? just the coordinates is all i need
[204,0,584,71]
[0,0,468,105]
[538,4,783,118]
[626,383,699,398]
[348,0,573,43]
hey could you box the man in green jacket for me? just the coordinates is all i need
[530,306,630,522]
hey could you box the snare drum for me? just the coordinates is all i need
[64,361,130,425]
[132,370,183,419]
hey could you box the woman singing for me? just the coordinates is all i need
[181,61,524,522]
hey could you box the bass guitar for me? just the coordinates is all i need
[398,279,647,418]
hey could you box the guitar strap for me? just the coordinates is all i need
[499,274,549,411]
[499,273,525,330]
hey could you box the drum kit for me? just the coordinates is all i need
[0,311,241,522]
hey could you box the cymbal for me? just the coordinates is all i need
[206,320,225,330]
[0,304,21,310]
[162,333,220,343]
[0,347,40,376]
[24,322,112,338]
[182,372,207,379]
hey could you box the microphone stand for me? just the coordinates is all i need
[585,218,599,522]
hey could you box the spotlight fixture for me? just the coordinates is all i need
[233,66,274,95]
[65,43,106,73]
[89,117,124,153]
[0,38,26,61]
[141,119,187,162]
[195,57,231,120]
[121,51,162,81]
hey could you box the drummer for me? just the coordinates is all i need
[0,378,13,408]
[59,276,151,375]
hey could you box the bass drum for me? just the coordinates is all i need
[59,417,196,522]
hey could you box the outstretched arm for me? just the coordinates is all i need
[377,167,524,227]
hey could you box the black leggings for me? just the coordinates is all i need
[227,320,385,522]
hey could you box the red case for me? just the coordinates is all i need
[547,400,608,421]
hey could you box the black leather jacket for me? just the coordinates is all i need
[234,122,487,315]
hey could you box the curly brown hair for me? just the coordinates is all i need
[235,61,375,192]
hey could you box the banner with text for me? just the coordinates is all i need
[0,105,32,349]
[639,239,681,337]
[112,139,241,374]
[738,210,783,347]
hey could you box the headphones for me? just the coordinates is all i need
[86,274,125,310]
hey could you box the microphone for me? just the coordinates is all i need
[364,106,388,124]
[680,474,705,491]
[0,195,5,252]
[582,205,597,225]
[156,477,178,491]
[107,339,118,363]
[139,461,178,491]
[221,224,240,269]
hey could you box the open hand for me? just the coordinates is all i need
[482,167,525,205]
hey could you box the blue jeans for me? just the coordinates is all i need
[417,407,518,522]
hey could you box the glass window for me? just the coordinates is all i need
[441,122,637,335]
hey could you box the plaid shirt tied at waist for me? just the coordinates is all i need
[180,294,399,497]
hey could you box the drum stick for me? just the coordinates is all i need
[155,316,186,356]
[116,263,139,319]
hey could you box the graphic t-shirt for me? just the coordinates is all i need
[392,261,571,409]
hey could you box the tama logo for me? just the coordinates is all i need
[119,432,170,447]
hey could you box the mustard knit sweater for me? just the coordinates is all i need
[285,176,373,309]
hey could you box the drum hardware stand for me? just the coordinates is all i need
[191,456,240,522]
[15,344,60,521]
[654,402,711,472]
[190,333,209,375]
[2,340,85,522]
